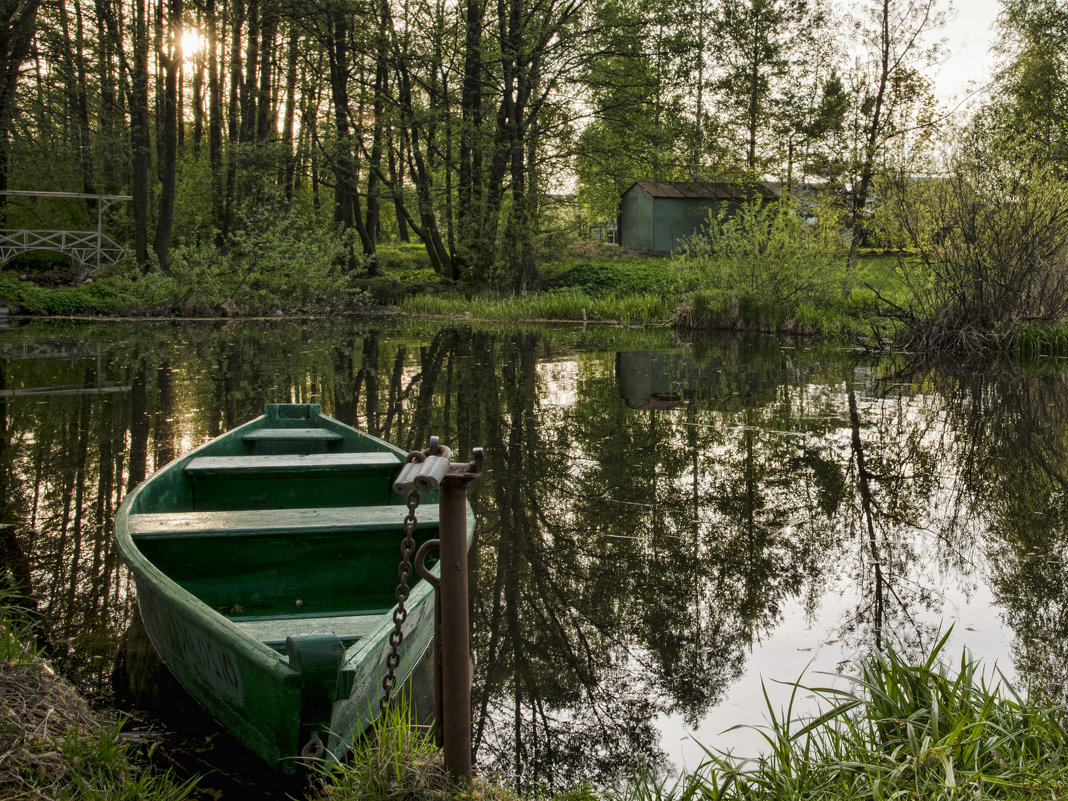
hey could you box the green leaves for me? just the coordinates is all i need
[616,632,1068,800]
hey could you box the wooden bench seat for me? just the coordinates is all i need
[242,428,344,443]
[127,504,439,540]
[184,452,399,476]
[232,612,385,648]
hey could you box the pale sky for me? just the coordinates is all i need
[934,0,1002,100]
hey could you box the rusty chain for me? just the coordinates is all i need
[380,489,420,713]
[299,731,326,794]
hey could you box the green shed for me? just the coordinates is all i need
[619,181,777,253]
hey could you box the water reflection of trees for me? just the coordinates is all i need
[941,371,1068,708]
[4,321,1067,791]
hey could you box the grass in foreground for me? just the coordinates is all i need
[617,631,1068,801]
[319,704,527,801]
[0,595,195,801]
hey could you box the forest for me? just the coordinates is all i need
[1,0,1067,347]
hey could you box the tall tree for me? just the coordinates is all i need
[841,0,946,297]
[0,0,42,218]
[154,0,183,271]
[992,0,1068,169]
[712,0,823,176]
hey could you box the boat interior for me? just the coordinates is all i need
[126,406,440,652]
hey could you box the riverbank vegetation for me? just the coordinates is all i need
[6,588,1068,798]
[3,0,1068,353]
[0,595,194,800]
[619,632,1068,800]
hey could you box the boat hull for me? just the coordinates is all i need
[115,404,471,771]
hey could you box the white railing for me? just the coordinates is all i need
[0,191,132,273]
[0,229,127,270]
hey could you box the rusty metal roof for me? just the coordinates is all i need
[629,181,778,200]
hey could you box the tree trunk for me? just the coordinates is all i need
[154,0,182,272]
[327,9,359,270]
[280,25,299,198]
[387,127,409,242]
[191,4,205,154]
[94,0,121,190]
[223,0,245,237]
[363,0,391,277]
[396,61,453,277]
[206,0,224,229]
[130,0,152,268]
[58,0,96,203]
[256,1,276,141]
[240,0,259,143]
[456,0,485,273]
[844,0,891,298]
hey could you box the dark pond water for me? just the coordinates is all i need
[1,317,1066,792]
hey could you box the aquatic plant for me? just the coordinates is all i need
[616,631,1068,800]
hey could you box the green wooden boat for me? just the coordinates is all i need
[114,403,471,771]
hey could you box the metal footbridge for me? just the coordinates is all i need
[0,191,132,272]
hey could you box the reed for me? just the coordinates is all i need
[616,631,1068,800]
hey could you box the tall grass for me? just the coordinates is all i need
[399,290,672,326]
[616,631,1068,800]
[321,703,526,801]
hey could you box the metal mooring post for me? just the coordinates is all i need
[406,440,483,783]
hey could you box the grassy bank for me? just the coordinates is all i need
[7,244,1068,354]
[0,595,194,800]
[619,632,1068,801]
[327,632,1068,801]
[0,243,892,339]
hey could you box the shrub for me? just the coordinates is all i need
[880,131,1068,354]
[682,196,847,308]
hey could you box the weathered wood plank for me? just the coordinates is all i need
[128,504,439,539]
[233,613,384,646]
[243,428,344,442]
[184,452,400,475]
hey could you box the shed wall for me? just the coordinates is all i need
[620,187,653,250]
[652,198,717,252]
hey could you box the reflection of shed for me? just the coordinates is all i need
[620,181,777,254]
[616,350,723,410]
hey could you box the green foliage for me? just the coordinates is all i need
[541,257,687,297]
[672,197,849,332]
[169,204,368,315]
[615,632,1068,800]
[1012,321,1068,358]
[684,198,847,307]
[321,704,522,801]
[991,0,1068,170]
[879,133,1068,353]
[378,243,434,272]
[0,272,135,316]
[0,591,37,664]
[47,724,197,801]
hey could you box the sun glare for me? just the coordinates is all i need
[181,29,203,56]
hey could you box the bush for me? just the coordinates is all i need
[682,197,847,308]
[541,257,686,297]
[879,134,1068,354]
